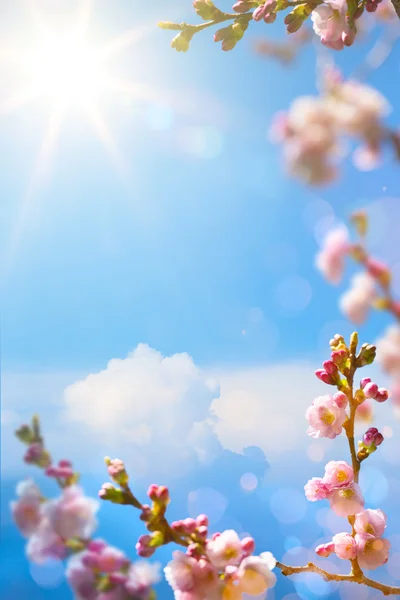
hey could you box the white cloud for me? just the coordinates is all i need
[4,344,399,482]
[62,344,222,478]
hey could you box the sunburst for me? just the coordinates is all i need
[2,0,159,265]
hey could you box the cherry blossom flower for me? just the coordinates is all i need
[311,0,352,51]
[328,483,365,517]
[206,530,243,568]
[306,394,347,439]
[43,485,99,541]
[356,535,390,570]
[340,272,376,324]
[332,532,357,559]
[11,479,42,538]
[304,477,329,501]
[354,509,387,538]
[322,460,354,490]
[236,552,277,595]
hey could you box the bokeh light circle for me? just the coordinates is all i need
[29,557,64,589]
[270,487,307,524]
[240,472,258,491]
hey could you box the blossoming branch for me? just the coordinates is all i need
[317,210,400,410]
[12,416,160,600]
[61,333,398,598]
[270,69,400,185]
[158,0,400,54]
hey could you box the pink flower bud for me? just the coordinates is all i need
[331,349,347,364]
[333,391,348,409]
[140,504,152,522]
[58,459,72,468]
[182,518,197,534]
[323,360,338,375]
[240,536,255,556]
[363,382,378,398]
[197,525,208,539]
[375,388,389,402]
[87,539,107,553]
[315,369,336,385]
[360,377,371,389]
[196,514,209,527]
[315,542,335,557]
[135,534,156,558]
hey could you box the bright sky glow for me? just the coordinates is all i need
[22,32,107,109]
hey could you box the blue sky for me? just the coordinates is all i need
[1,1,400,599]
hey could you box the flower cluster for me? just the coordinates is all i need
[270,70,396,185]
[305,460,365,517]
[316,509,390,570]
[11,416,159,600]
[317,212,400,410]
[98,465,277,599]
[159,0,398,54]
[304,333,391,573]
[67,541,160,600]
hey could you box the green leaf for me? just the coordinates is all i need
[193,0,224,20]
[171,29,195,52]
[284,4,313,33]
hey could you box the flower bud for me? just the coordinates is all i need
[315,542,335,557]
[357,343,376,367]
[196,514,209,527]
[98,483,128,504]
[375,388,389,403]
[333,391,348,409]
[323,360,338,376]
[105,457,129,487]
[360,377,371,389]
[315,369,336,385]
[15,424,34,444]
[363,382,378,399]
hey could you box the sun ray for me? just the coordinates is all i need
[6,104,65,271]
[100,22,156,60]
[84,103,127,178]
[0,88,40,116]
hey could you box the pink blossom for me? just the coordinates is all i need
[43,485,98,541]
[315,542,335,557]
[328,483,364,517]
[66,555,97,600]
[206,530,243,568]
[96,546,128,573]
[311,0,351,51]
[125,561,161,597]
[322,460,354,490]
[26,521,67,563]
[11,479,42,537]
[355,535,390,570]
[332,532,357,559]
[316,225,349,283]
[304,477,329,501]
[236,552,277,595]
[306,394,347,439]
[339,272,376,324]
[333,81,389,138]
[271,96,338,186]
[376,325,400,375]
[164,552,200,592]
[354,509,387,538]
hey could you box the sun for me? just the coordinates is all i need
[24,31,107,109]
[2,1,162,271]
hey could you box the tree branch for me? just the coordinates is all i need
[276,561,400,595]
[390,0,400,18]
